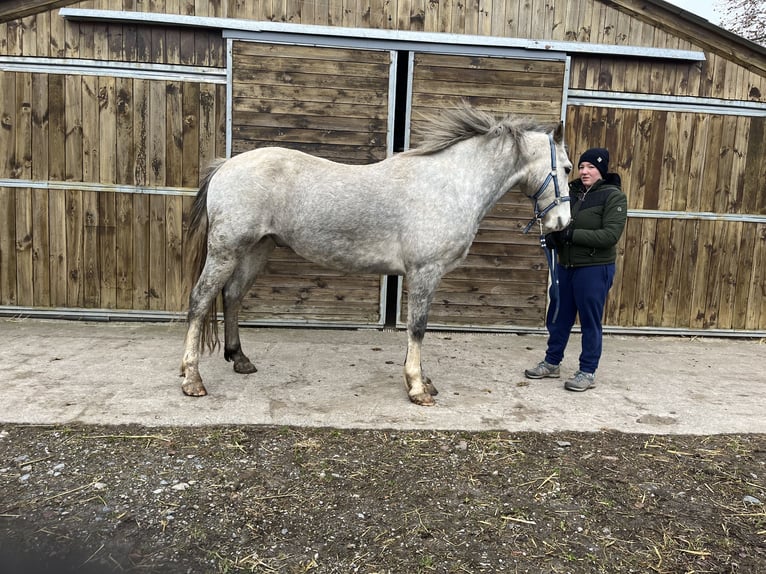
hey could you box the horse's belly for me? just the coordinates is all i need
[290,239,405,276]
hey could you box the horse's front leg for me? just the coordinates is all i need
[404,270,441,406]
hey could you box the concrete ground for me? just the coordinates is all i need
[1,317,764,434]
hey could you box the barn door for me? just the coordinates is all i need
[402,53,568,329]
[229,41,395,326]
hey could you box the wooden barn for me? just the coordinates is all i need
[1,0,765,336]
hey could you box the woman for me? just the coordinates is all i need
[525,147,628,391]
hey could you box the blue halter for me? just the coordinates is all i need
[522,133,570,234]
[522,133,571,323]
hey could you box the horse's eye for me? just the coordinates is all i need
[564,166,572,175]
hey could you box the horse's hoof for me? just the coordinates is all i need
[181,379,208,397]
[409,391,436,406]
[234,360,257,374]
[424,377,438,396]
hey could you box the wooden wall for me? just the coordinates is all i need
[230,41,393,324]
[403,54,567,328]
[1,0,765,333]
[568,107,766,331]
[0,0,227,312]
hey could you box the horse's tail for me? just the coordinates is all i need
[187,157,227,354]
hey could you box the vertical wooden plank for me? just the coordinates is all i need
[64,75,83,307]
[342,0,357,27]
[151,0,167,63]
[80,76,101,182]
[489,0,505,36]
[199,83,217,176]
[24,12,41,55]
[689,219,714,329]
[646,218,670,327]
[614,107,637,203]
[79,12,95,60]
[31,73,50,307]
[643,110,666,211]
[712,115,738,213]
[728,115,750,213]
[82,74,101,307]
[423,0,439,31]
[632,218,656,326]
[451,0,466,34]
[35,10,51,58]
[48,74,67,305]
[165,0,182,62]
[627,108,652,209]
[133,79,150,309]
[116,192,134,309]
[702,219,726,328]
[0,72,17,178]
[98,76,117,308]
[659,219,686,328]
[6,18,23,57]
[16,72,32,179]
[605,231,626,325]
[115,76,134,310]
[728,223,754,329]
[0,187,16,305]
[700,114,723,212]
[716,221,742,330]
[14,73,33,306]
[615,218,640,326]
[674,219,698,331]
[561,0,580,41]
[115,78,134,184]
[671,112,694,212]
[214,83,226,158]
[166,83,184,187]
[166,80,185,311]
[742,117,765,215]
[749,224,766,330]
[149,80,167,310]
[65,75,83,183]
[181,83,200,187]
[65,188,83,307]
[463,0,479,35]
[83,188,100,307]
[657,111,678,212]
[685,114,708,213]
[64,13,80,58]
[437,0,452,33]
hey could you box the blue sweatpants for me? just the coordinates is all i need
[544,263,615,374]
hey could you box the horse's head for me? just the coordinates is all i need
[520,123,572,234]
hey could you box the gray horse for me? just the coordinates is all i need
[181,105,572,406]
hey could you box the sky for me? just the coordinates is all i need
[665,0,722,24]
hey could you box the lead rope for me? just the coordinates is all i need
[539,220,560,324]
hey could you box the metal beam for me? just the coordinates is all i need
[60,8,705,62]
[569,89,766,117]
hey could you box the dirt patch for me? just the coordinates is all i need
[1,425,764,573]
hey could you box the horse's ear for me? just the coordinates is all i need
[553,121,564,144]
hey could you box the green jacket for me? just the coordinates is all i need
[550,173,628,267]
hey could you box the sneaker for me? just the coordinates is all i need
[564,370,595,392]
[524,361,560,379]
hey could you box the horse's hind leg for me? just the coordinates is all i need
[403,267,443,406]
[182,255,240,396]
[223,237,276,374]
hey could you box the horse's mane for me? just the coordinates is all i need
[407,103,556,156]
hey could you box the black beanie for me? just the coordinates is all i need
[578,148,609,179]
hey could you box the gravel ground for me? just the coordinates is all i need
[1,424,765,573]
